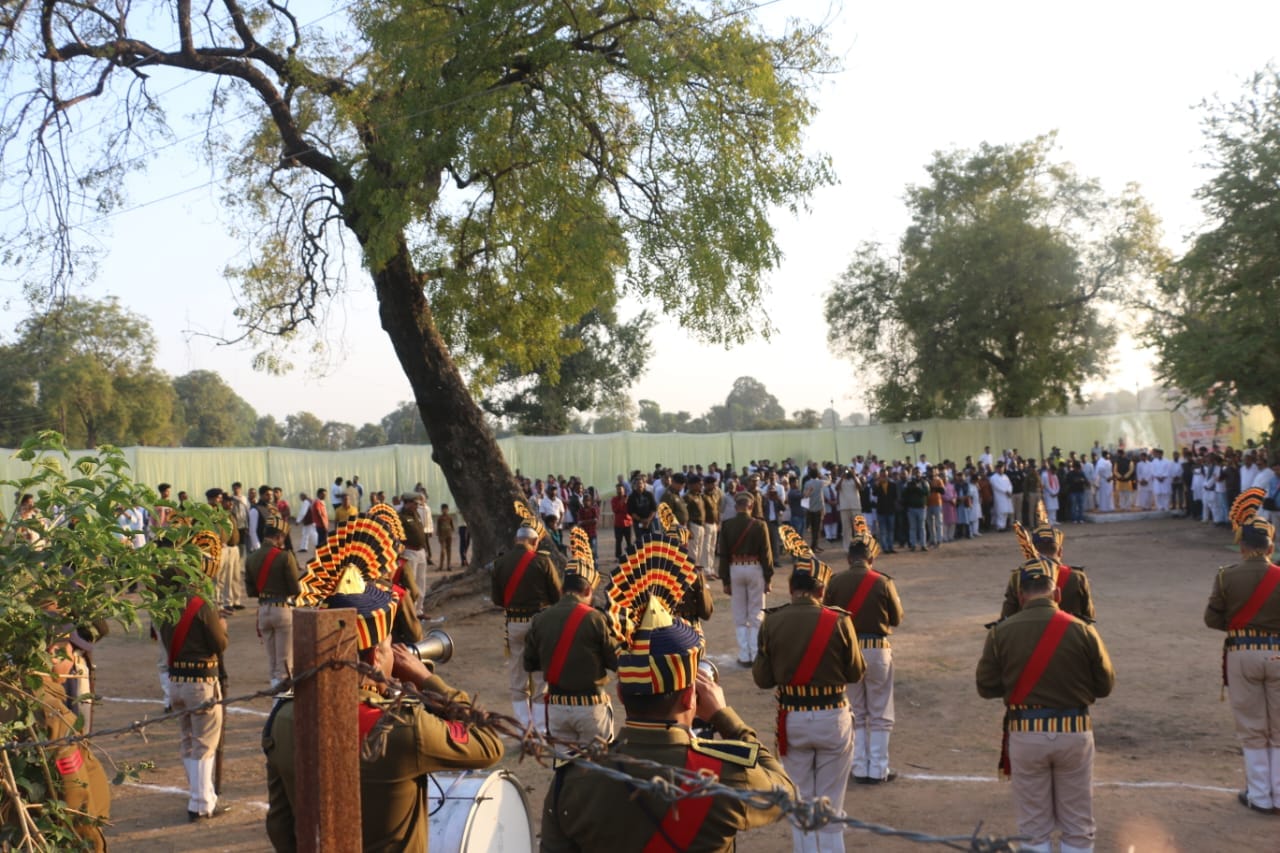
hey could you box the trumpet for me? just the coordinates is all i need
[697,658,719,683]
[407,629,454,665]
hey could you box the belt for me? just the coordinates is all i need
[730,557,761,565]
[1226,628,1280,650]
[505,609,539,623]
[776,684,847,711]
[169,659,219,682]
[259,597,289,606]
[1004,705,1091,733]
[857,633,891,649]
[544,689,608,706]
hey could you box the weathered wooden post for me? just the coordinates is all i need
[294,607,360,852]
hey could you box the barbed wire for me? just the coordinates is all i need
[3,658,1026,852]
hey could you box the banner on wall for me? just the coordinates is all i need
[1169,406,1244,451]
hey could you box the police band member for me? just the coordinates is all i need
[244,525,300,690]
[1205,489,1280,814]
[264,523,503,851]
[821,517,905,785]
[719,491,774,667]
[493,506,562,729]
[702,475,722,579]
[156,530,230,822]
[754,546,865,853]
[524,529,618,745]
[541,596,795,851]
[977,557,1116,853]
[1004,511,1095,623]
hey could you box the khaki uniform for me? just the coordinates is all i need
[1204,555,1280,810]
[702,489,722,576]
[491,544,562,728]
[400,509,428,605]
[524,596,619,743]
[245,542,300,687]
[0,679,110,852]
[754,599,864,853]
[685,491,706,571]
[660,489,690,527]
[541,708,795,852]
[158,595,228,817]
[823,563,904,781]
[718,511,774,663]
[1001,559,1096,623]
[263,675,504,852]
[976,598,1116,852]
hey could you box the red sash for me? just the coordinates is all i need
[1056,565,1071,593]
[358,703,384,742]
[845,571,882,619]
[545,603,592,686]
[1228,564,1280,631]
[642,750,724,853]
[255,546,283,596]
[502,549,538,609]
[778,608,841,756]
[168,596,206,667]
[1009,610,1074,705]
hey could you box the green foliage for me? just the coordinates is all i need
[173,371,258,447]
[1148,69,1280,436]
[354,422,389,448]
[380,402,429,445]
[482,305,653,435]
[0,433,213,847]
[825,134,1165,420]
[283,412,326,450]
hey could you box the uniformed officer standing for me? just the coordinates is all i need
[524,534,618,745]
[719,491,774,666]
[541,596,796,851]
[702,475,722,579]
[264,556,503,851]
[1204,512,1280,814]
[398,493,429,612]
[661,472,691,528]
[491,524,562,729]
[156,532,230,822]
[244,525,300,689]
[755,557,865,853]
[977,558,1116,853]
[684,476,707,575]
[822,520,904,784]
[1003,521,1095,623]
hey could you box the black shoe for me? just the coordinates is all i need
[851,775,873,784]
[188,804,232,822]
[232,604,245,611]
[736,659,752,668]
[858,771,898,785]
[1238,791,1273,814]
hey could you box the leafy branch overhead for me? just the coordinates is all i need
[824,134,1166,422]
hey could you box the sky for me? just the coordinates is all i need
[5,0,1280,426]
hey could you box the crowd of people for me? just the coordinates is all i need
[7,440,1278,853]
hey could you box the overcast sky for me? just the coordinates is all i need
[5,0,1279,425]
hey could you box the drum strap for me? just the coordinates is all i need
[641,750,724,853]
[546,603,592,686]
[168,596,206,667]
[1228,564,1280,630]
[503,549,538,609]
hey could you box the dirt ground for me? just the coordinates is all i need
[85,516,1280,852]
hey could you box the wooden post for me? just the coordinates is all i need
[293,608,361,853]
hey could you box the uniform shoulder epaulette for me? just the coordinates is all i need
[823,604,851,616]
[1068,564,1087,573]
[763,603,788,614]
[876,571,895,581]
[689,737,760,768]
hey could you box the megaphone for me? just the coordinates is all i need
[408,629,454,665]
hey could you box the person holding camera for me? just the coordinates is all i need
[264,563,503,852]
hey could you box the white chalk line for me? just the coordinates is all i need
[100,696,269,718]
[902,772,1236,793]
[120,782,269,810]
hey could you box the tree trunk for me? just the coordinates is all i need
[369,240,528,570]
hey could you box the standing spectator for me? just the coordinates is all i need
[417,493,435,566]
[1065,461,1089,524]
[350,475,364,509]
[335,490,358,527]
[457,511,470,567]
[989,463,1014,531]
[802,469,826,552]
[312,488,329,549]
[955,473,974,539]
[925,470,945,548]
[787,475,806,541]
[435,504,455,571]
[941,473,957,542]
[576,494,600,563]
[872,471,898,555]
[626,476,657,533]
[902,472,928,551]
[294,492,317,554]
[610,484,632,562]
[540,484,566,551]
[330,476,344,514]
[1041,462,1060,522]
[837,468,862,551]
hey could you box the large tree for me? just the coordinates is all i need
[825,134,1164,421]
[1148,70,1280,437]
[482,305,653,435]
[173,370,258,446]
[2,0,831,562]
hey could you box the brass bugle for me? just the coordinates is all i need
[698,659,719,683]
[408,628,454,665]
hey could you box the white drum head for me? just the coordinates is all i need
[427,770,535,853]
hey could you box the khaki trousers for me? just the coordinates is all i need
[1227,648,1280,748]
[506,620,546,724]
[781,706,854,853]
[217,547,244,608]
[729,563,766,662]
[543,700,614,746]
[687,523,705,569]
[846,646,895,777]
[1008,730,1095,850]
[703,524,719,576]
[172,679,223,760]
[403,548,427,612]
[258,604,294,686]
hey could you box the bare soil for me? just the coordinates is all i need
[88,517,1279,851]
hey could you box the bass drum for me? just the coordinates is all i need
[427,770,535,853]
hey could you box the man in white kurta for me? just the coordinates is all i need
[1093,452,1114,512]
[1151,449,1174,511]
[989,464,1014,531]
[1135,454,1153,510]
